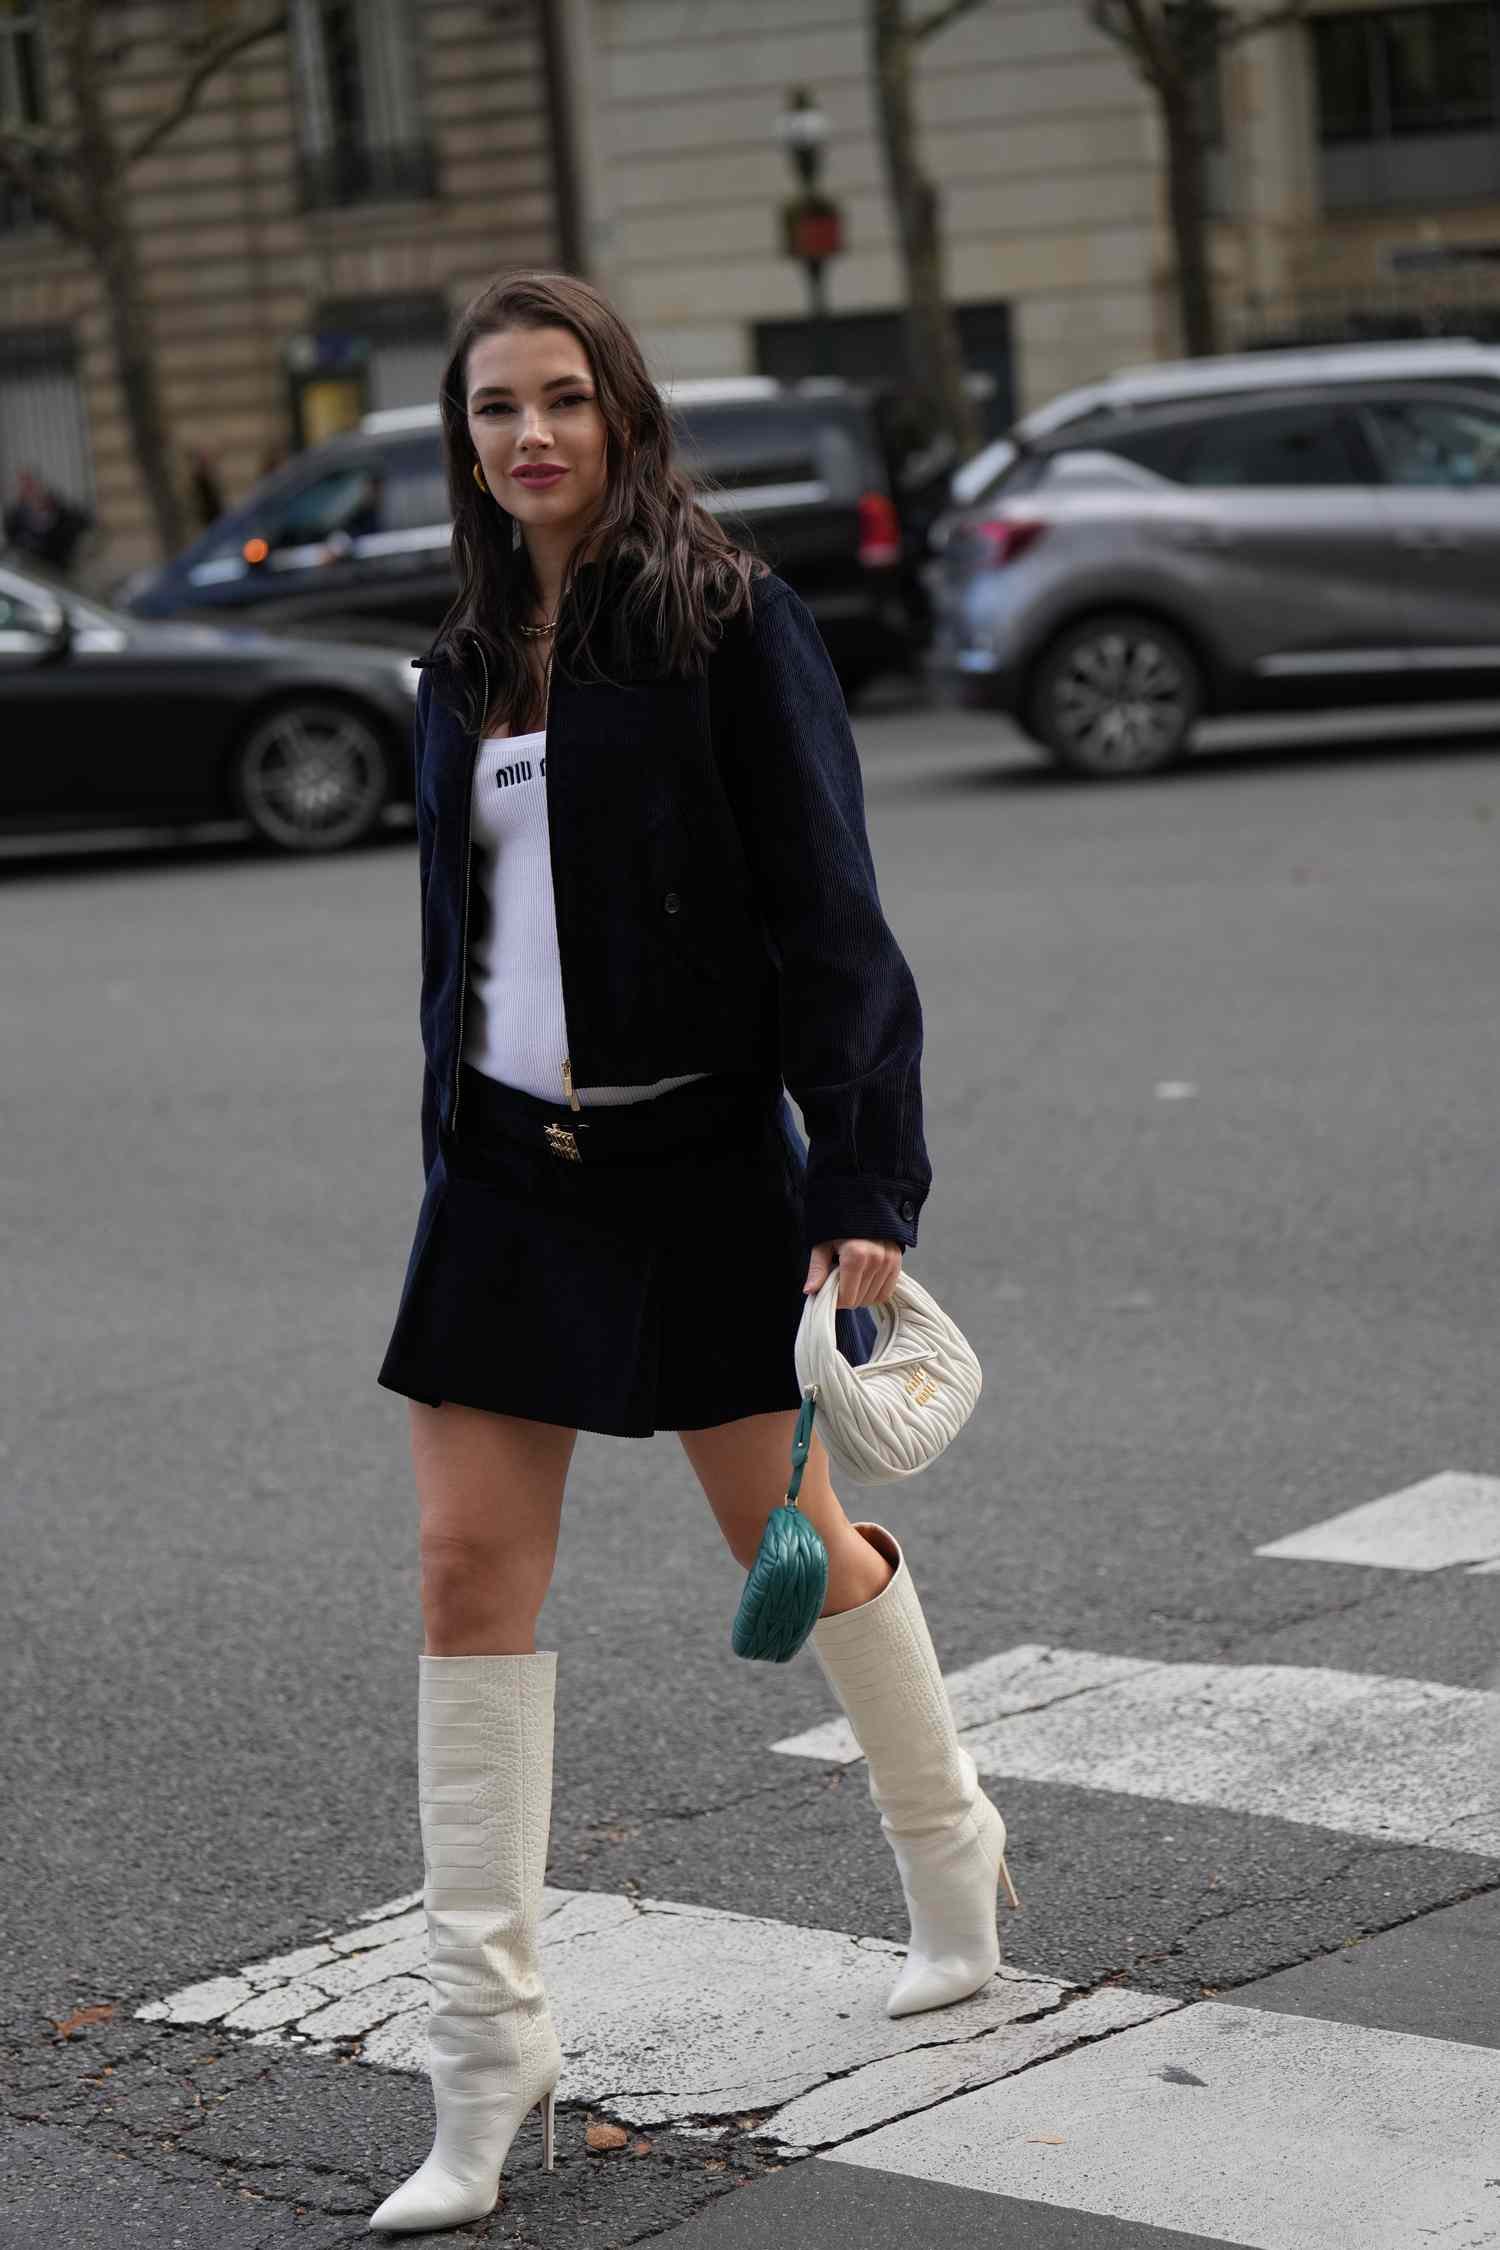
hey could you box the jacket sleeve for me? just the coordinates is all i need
[718,577,932,1252]
[413,668,442,1183]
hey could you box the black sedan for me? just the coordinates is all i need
[0,557,418,853]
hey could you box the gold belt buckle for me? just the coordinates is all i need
[544,1121,583,1163]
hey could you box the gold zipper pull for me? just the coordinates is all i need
[561,1056,581,1113]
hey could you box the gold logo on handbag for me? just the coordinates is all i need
[900,1365,939,1407]
[544,1123,582,1162]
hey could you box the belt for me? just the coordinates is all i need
[454,1061,782,1167]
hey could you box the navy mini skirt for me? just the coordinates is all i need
[376,1062,875,1439]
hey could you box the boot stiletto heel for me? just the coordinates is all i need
[541,2085,556,2173]
[998,1850,1021,1912]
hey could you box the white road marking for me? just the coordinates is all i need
[1153,1080,1198,1099]
[825,2001,1500,2250]
[133,1882,1173,2143]
[1255,1470,1500,1573]
[772,1643,1500,1854]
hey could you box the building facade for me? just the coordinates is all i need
[572,0,1500,419]
[0,0,569,575]
[3,0,1500,577]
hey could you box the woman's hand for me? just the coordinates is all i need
[804,1238,904,1309]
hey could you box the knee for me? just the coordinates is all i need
[418,1527,549,1651]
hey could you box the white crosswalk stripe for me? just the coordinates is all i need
[772,1642,1500,1854]
[827,2001,1500,2249]
[136,1883,1177,2141]
[1255,1470,1500,1573]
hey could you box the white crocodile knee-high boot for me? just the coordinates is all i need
[808,1524,1020,2019]
[369,1652,562,2234]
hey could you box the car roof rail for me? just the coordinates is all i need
[659,376,784,403]
[360,404,443,434]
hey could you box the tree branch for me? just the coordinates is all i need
[125,4,289,169]
[1090,0,1179,89]
[912,0,993,42]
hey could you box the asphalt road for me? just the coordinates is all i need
[3,697,1498,2247]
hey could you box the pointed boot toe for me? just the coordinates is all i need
[884,1800,1009,2017]
[369,2154,495,2234]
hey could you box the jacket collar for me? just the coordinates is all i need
[418,548,657,697]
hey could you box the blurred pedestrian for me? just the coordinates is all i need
[187,448,226,529]
[3,468,91,573]
[367,271,1015,2236]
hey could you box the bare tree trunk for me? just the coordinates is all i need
[1160,78,1217,357]
[61,1,187,555]
[869,0,980,460]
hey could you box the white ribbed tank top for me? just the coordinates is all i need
[461,729,710,1107]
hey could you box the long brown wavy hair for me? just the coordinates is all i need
[427,270,765,733]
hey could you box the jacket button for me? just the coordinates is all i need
[663,891,681,914]
[899,1198,915,1221]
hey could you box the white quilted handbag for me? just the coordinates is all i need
[793,1261,983,1485]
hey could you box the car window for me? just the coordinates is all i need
[673,406,867,503]
[271,465,388,549]
[984,452,1048,500]
[1175,408,1367,487]
[1038,449,1173,492]
[1359,398,1500,487]
[381,450,450,533]
[186,444,448,584]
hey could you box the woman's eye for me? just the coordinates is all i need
[475,396,591,417]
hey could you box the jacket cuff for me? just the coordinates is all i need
[803,1174,925,1255]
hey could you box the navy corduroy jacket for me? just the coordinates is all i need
[411,561,931,1254]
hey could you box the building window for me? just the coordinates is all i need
[0,3,47,234]
[0,328,95,520]
[291,0,435,211]
[1313,3,1500,207]
[1315,3,1495,140]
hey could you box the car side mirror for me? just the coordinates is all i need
[0,595,71,669]
[38,601,72,666]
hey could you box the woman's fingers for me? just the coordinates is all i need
[835,1242,903,1310]
[805,1240,905,1308]
[802,1243,837,1297]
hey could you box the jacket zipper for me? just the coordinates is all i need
[449,638,487,1138]
[543,652,582,1112]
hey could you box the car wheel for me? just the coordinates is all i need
[231,699,392,852]
[1028,613,1201,778]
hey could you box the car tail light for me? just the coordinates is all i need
[858,490,903,568]
[970,517,1046,566]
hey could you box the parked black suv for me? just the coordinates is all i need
[123,381,913,703]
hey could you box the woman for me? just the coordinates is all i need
[370,271,1018,2236]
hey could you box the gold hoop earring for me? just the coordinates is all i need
[473,462,489,495]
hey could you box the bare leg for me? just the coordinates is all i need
[676,1409,894,1614]
[408,1400,578,1653]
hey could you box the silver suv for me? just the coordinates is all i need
[929,382,1500,777]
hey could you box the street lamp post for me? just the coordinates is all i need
[776,88,844,380]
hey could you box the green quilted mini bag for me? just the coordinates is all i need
[731,1387,828,1663]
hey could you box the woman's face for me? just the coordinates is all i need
[465,324,614,549]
